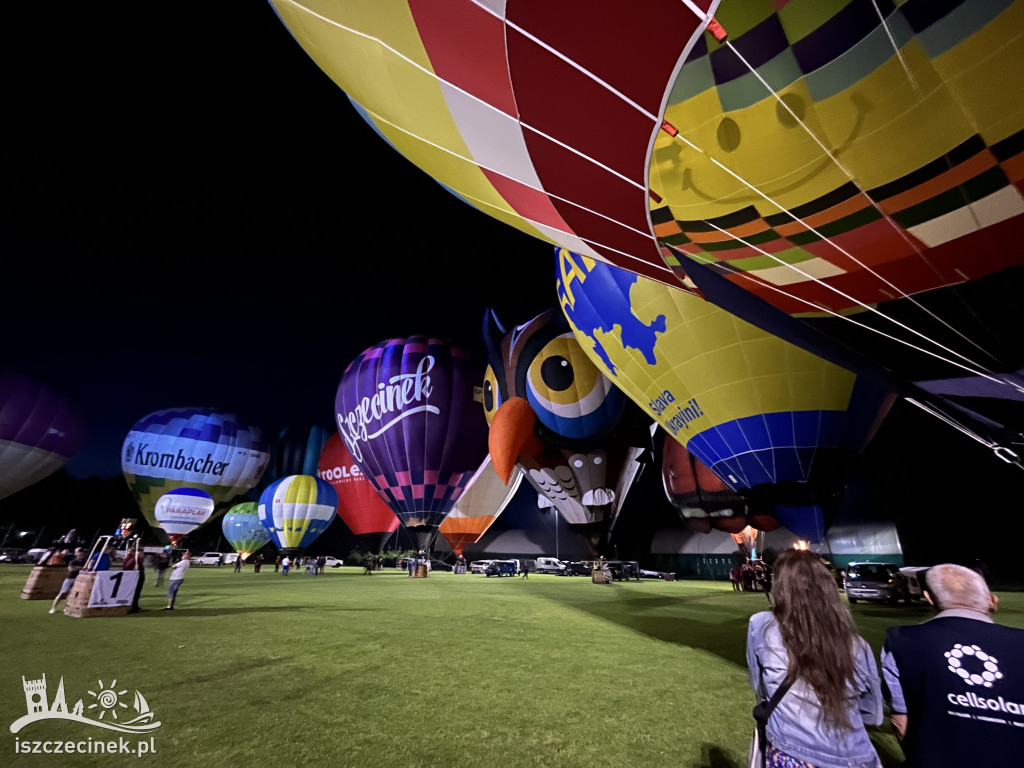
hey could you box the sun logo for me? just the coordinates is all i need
[945,644,1003,688]
[87,680,129,720]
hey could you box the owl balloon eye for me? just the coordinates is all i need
[482,366,503,425]
[540,355,574,391]
[525,334,621,442]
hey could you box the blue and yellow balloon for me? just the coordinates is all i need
[557,248,895,541]
[258,475,338,556]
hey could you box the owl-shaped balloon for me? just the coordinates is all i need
[483,308,651,555]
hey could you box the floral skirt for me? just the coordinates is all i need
[765,743,814,768]
[765,744,881,768]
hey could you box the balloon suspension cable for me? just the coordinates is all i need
[657,27,1015,385]
[904,397,1024,470]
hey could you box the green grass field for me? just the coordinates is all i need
[2,565,1022,768]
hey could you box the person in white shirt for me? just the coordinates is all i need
[163,551,191,611]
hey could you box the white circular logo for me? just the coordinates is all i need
[945,643,1003,688]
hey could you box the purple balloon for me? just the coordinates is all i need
[0,373,88,501]
[335,337,489,549]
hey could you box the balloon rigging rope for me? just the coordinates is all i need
[904,398,1023,468]
[698,40,1006,376]
[287,0,1009,385]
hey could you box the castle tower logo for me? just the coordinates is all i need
[10,674,161,735]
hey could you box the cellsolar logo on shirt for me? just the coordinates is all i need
[945,643,1002,688]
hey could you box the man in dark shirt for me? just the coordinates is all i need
[121,547,145,613]
[881,564,1024,766]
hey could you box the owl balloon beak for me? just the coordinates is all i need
[488,397,545,483]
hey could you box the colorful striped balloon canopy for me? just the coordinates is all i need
[258,474,338,554]
[269,0,1024,461]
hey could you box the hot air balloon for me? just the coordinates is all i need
[439,457,523,557]
[258,474,338,556]
[121,407,269,539]
[661,434,779,536]
[268,423,332,483]
[317,431,400,553]
[483,309,652,556]
[335,336,490,552]
[558,249,894,541]
[0,373,87,501]
[268,1,1024,461]
[153,488,216,546]
[221,502,271,561]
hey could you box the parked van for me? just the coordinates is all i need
[899,566,930,599]
[535,557,567,575]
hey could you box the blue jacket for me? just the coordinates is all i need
[747,611,883,768]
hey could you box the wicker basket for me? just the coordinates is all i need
[20,566,67,600]
[63,572,131,618]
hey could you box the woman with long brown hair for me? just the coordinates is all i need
[746,549,883,767]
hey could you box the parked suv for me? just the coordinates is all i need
[484,560,517,577]
[190,552,224,567]
[470,560,494,574]
[844,562,911,604]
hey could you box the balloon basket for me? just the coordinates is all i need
[592,570,609,584]
[20,566,66,600]
[63,572,130,619]
[663,573,676,582]
[414,564,429,578]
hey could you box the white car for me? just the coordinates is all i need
[323,556,344,568]
[469,559,494,574]
[190,552,224,566]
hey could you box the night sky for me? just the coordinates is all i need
[3,4,1023,575]
[4,3,556,480]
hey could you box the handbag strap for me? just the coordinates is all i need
[756,678,792,722]
[752,675,793,768]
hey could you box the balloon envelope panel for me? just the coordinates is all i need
[269,0,1024,446]
[270,423,332,483]
[121,407,270,530]
[258,475,338,552]
[335,337,489,539]
[317,432,400,538]
[0,373,88,501]
[222,502,272,557]
[439,457,522,555]
[558,248,893,492]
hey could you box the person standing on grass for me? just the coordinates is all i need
[154,551,170,587]
[121,546,145,614]
[746,548,882,768]
[281,555,290,576]
[163,551,190,611]
[253,553,263,573]
[275,555,281,573]
[234,554,243,573]
[49,548,86,614]
[880,563,1024,766]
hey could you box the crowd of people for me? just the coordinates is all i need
[31,539,1022,763]
[730,559,773,603]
